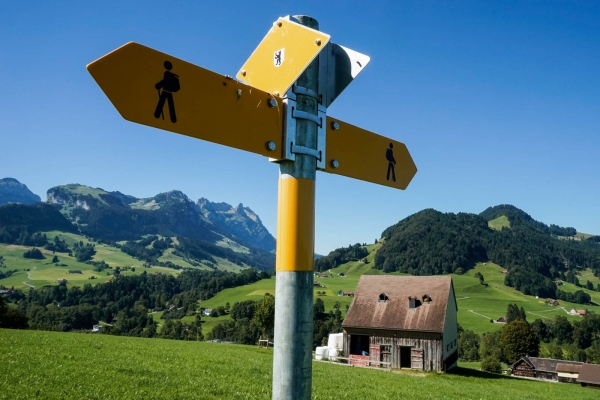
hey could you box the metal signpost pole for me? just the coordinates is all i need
[272,15,319,400]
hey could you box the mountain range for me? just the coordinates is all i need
[2,177,600,302]
[42,183,275,253]
[0,178,41,205]
[0,178,277,271]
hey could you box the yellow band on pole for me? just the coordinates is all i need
[276,175,315,272]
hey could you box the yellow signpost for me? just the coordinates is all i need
[324,117,417,189]
[87,42,283,158]
[236,17,330,96]
[88,15,417,400]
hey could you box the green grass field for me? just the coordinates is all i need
[1,329,597,400]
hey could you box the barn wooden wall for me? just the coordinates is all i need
[344,328,446,371]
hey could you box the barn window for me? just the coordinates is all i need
[379,293,389,302]
[422,294,432,303]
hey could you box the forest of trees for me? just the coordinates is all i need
[1,268,270,339]
[480,205,577,236]
[372,208,600,299]
[315,243,370,272]
[459,304,600,371]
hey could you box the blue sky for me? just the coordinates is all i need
[1,1,599,254]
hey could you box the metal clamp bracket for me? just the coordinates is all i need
[292,107,322,127]
[270,97,327,170]
[292,84,321,103]
[291,144,321,161]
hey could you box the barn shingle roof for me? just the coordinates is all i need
[578,363,600,385]
[523,357,583,373]
[342,276,455,333]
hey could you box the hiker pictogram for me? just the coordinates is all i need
[386,143,396,182]
[154,60,179,123]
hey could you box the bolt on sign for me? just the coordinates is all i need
[87,16,417,188]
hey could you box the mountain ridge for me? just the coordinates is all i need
[0,178,41,206]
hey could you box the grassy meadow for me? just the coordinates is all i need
[488,216,510,231]
[198,255,600,336]
[2,329,598,400]
[0,230,257,290]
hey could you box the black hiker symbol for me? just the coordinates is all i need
[386,143,396,182]
[154,60,180,123]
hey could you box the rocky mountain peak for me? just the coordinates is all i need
[0,177,42,206]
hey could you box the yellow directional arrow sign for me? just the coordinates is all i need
[323,118,417,190]
[237,17,330,96]
[87,42,283,158]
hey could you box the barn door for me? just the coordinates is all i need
[381,345,391,369]
[411,349,424,370]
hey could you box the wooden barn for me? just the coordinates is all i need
[342,275,458,372]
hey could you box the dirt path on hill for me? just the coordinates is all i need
[467,310,492,319]
[22,267,36,288]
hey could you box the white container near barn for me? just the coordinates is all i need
[327,333,343,356]
[315,346,328,360]
[327,346,339,361]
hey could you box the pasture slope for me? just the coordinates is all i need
[0,230,251,290]
[199,243,600,335]
[1,329,597,400]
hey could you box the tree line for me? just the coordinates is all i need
[0,268,270,340]
[206,296,343,349]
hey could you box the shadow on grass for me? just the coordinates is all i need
[450,367,514,380]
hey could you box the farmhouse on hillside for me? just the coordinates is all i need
[569,309,588,316]
[342,275,458,372]
[510,356,584,382]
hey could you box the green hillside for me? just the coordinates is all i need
[0,230,253,290]
[198,245,600,336]
[2,329,597,400]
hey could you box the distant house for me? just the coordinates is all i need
[57,278,67,284]
[203,308,213,316]
[337,290,355,297]
[496,316,507,323]
[0,289,12,297]
[318,274,329,278]
[578,363,600,389]
[342,275,458,372]
[510,356,583,382]
[313,281,321,287]
[570,309,587,316]
[502,269,508,274]
[555,281,564,286]
[92,325,102,333]
[169,304,176,311]
[547,299,559,306]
